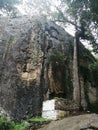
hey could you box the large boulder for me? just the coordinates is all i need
[38,114,98,130]
[0,16,97,121]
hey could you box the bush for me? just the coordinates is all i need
[0,117,14,130]
[0,117,28,130]
[13,123,27,130]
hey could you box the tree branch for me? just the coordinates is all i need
[55,6,81,30]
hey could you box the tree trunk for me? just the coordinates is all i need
[73,32,81,106]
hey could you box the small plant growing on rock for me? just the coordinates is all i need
[89,59,98,71]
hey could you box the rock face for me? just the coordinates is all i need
[0,16,97,121]
[38,114,98,130]
[0,16,44,121]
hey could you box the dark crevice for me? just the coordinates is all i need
[81,126,98,130]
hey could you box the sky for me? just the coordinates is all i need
[16,0,61,16]
[16,0,93,51]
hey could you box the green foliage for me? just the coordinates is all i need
[89,60,98,71]
[56,0,98,53]
[0,116,50,130]
[12,123,27,130]
[0,117,28,130]
[28,116,51,122]
[0,117,14,130]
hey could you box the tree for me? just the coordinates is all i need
[48,0,98,106]
[57,0,98,107]
[23,0,98,52]
[58,0,98,53]
[22,0,98,107]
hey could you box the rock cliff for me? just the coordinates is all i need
[0,16,97,121]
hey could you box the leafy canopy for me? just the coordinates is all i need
[56,0,98,53]
[0,0,98,53]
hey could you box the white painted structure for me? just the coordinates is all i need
[42,99,56,120]
[42,99,68,120]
